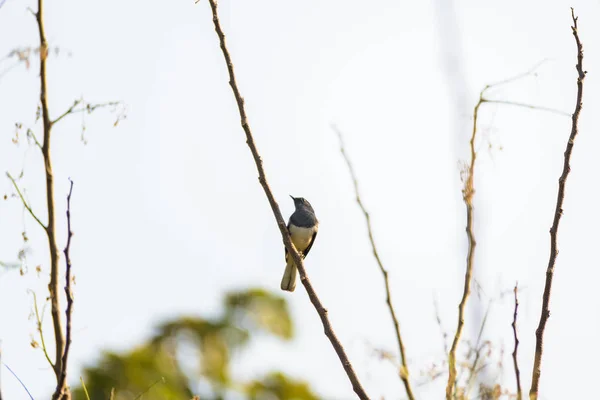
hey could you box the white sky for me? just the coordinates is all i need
[1,0,599,399]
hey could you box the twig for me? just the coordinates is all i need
[52,100,121,125]
[204,1,370,399]
[79,377,90,400]
[30,291,54,369]
[446,86,482,400]
[331,124,415,400]
[56,179,74,399]
[52,99,81,125]
[133,377,165,400]
[529,9,586,399]
[465,300,492,397]
[2,364,35,400]
[34,0,66,382]
[481,99,570,117]
[512,284,522,400]
[6,172,46,230]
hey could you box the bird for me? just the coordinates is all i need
[280,195,319,292]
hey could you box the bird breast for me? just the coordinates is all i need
[289,224,317,253]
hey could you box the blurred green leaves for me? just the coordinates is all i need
[72,288,317,400]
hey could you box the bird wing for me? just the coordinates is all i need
[302,229,318,257]
[284,221,291,259]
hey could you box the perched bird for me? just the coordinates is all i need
[280,195,319,292]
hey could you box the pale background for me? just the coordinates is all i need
[1,0,599,399]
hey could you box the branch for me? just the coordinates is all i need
[30,291,55,369]
[481,99,570,117]
[56,179,74,399]
[512,284,522,400]
[52,99,121,126]
[6,172,47,230]
[331,124,415,400]
[445,58,572,400]
[446,86,482,400]
[35,0,66,384]
[204,2,370,399]
[529,9,586,399]
[52,99,81,125]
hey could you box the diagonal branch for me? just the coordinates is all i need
[512,283,522,400]
[6,172,47,230]
[30,291,54,369]
[204,1,370,399]
[52,99,122,126]
[56,179,74,400]
[529,9,586,399]
[331,124,415,400]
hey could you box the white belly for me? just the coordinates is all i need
[289,224,316,253]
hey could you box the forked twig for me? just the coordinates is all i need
[6,172,46,230]
[529,9,586,399]
[204,1,369,398]
[331,124,415,400]
[512,284,522,400]
[56,179,75,399]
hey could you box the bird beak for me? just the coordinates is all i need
[289,195,295,201]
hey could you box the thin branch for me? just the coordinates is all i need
[79,377,91,400]
[529,9,586,399]
[331,124,415,400]
[2,364,34,400]
[6,172,47,230]
[512,284,522,400]
[465,300,492,397]
[35,0,66,382]
[52,100,121,126]
[483,59,549,89]
[133,377,165,400]
[30,291,54,369]
[446,86,482,400]
[204,2,370,399]
[481,99,570,117]
[52,99,81,125]
[56,179,74,399]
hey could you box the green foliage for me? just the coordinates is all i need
[72,288,317,400]
[225,288,293,340]
[245,372,319,400]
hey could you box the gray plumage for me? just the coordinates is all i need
[280,196,319,292]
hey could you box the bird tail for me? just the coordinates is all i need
[280,254,297,292]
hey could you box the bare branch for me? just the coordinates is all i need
[465,301,492,397]
[6,172,47,230]
[529,9,586,399]
[56,179,74,399]
[204,1,369,398]
[35,0,66,384]
[446,85,482,400]
[481,99,570,117]
[52,99,121,126]
[331,124,415,400]
[512,284,522,400]
[30,291,54,369]
[52,99,81,125]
